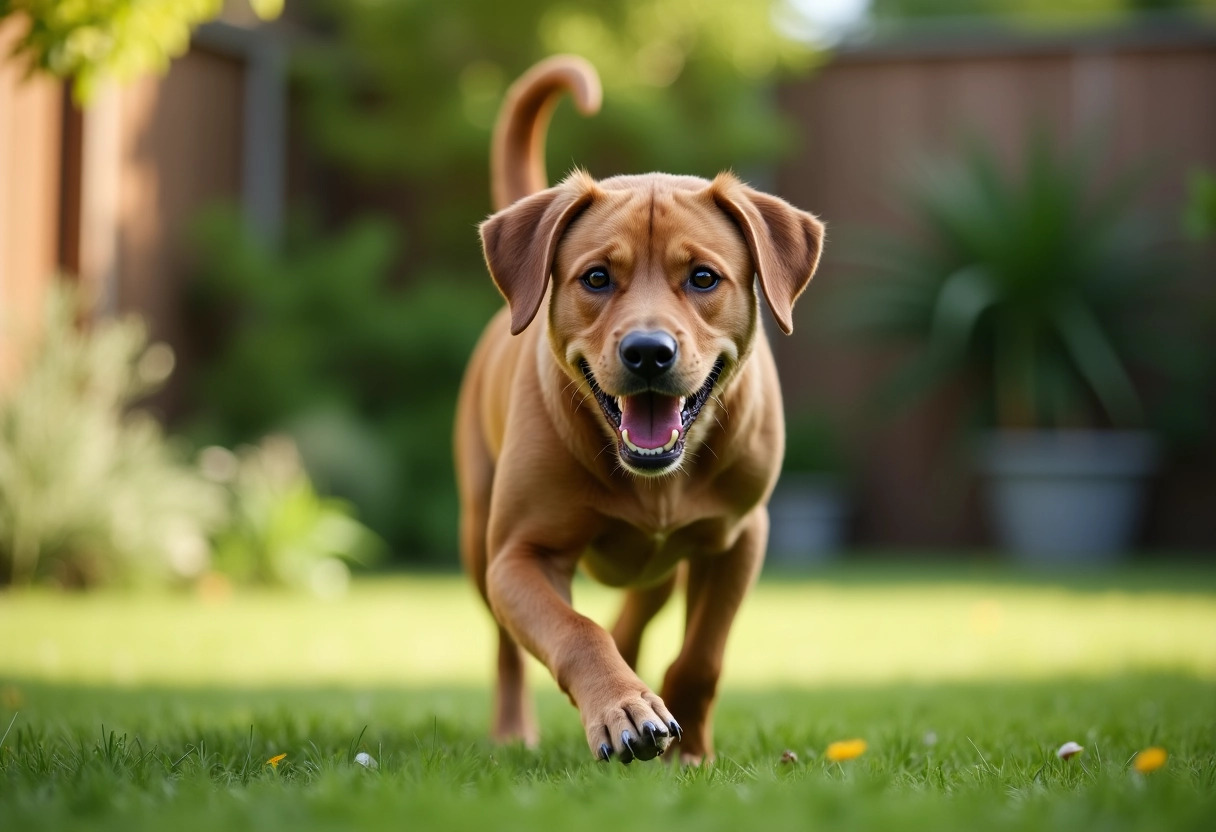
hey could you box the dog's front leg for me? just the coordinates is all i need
[486,546,680,763]
[661,508,768,764]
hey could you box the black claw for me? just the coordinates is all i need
[598,743,612,761]
[668,719,683,743]
[620,731,636,764]
[643,721,663,746]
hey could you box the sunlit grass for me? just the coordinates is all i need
[2,564,1214,831]
[2,565,1214,690]
[2,674,1214,832]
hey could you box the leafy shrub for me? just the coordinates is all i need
[201,437,382,596]
[0,283,224,587]
[782,408,846,476]
[187,207,501,563]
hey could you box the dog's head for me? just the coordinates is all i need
[480,170,824,476]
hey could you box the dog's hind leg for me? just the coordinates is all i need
[661,509,767,764]
[493,625,537,746]
[460,480,538,746]
[461,490,537,745]
[611,569,678,671]
[456,359,537,746]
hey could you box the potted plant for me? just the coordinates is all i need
[769,408,849,564]
[836,135,1182,563]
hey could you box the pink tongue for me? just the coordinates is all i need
[620,394,682,449]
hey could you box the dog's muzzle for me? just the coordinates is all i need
[580,357,724,473]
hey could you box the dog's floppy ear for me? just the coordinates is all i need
[480,172,598,335]
[710,173,825,335]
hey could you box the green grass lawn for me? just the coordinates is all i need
[2,563,1215,831]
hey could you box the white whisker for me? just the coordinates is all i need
[595,440,616,462]
[561,378,585,409]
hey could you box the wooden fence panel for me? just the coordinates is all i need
[0,17,62,384]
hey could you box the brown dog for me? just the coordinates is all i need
[456,55,824,764]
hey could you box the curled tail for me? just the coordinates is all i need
[491,55,601,211]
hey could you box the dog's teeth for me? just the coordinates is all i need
[679,397,686,411]
[622,430,646,455]
[620,429,673,457]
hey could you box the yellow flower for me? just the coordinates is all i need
[1133,747,1167,774]
[267,753,287,768]
[825,739,867,762]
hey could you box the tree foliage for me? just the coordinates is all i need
[0,0,282,100]
[294,0,819,271]
[869,0,1216,24]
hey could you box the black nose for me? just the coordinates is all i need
[619,330,678,380]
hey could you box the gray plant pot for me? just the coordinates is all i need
[767,473,848,564]
[977,430,1159,565]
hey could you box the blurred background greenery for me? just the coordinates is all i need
[1,0,1215,587]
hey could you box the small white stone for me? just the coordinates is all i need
[1056,741,1084,761]
[354,752,379,770]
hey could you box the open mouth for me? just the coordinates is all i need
[579,358,724,471]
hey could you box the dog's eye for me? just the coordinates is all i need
[689,268,721,292]
[581,268,611,291]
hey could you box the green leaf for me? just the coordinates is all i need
[1052,297,1144,427]
[928,265,1000,364]
[867,347,962,424]
[1183,168,1216,240]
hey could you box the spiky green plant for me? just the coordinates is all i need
[837,136,1175,430]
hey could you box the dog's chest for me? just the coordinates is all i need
[580,499,734,587]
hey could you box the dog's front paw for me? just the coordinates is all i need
[584,688,682,764]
